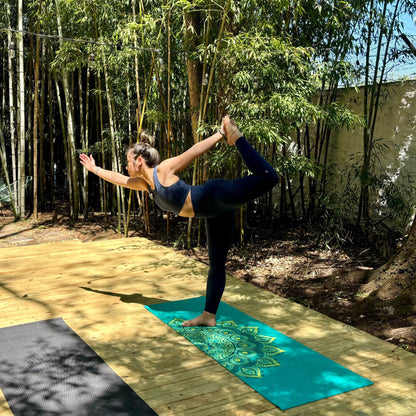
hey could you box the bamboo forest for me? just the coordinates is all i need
[1,0,415,248]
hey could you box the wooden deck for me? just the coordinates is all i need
[1,236,415,415]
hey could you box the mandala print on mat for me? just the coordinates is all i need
[170,319,284,378]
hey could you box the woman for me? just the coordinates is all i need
[79,116,278,327]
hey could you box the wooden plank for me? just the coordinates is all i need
[1,237,416,415]
[168,392,278,416]
[0,391,12,416]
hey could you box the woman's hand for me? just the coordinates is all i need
[79,153,148,191]
[79,154,97,172]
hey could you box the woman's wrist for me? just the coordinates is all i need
[94,167,101,175]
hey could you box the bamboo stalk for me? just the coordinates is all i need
[32,2,43,219]
[55,0,79,218]
[125,13,166,237]
[6,2,17,207]
[187,0,232,249]
[17,0,25,218]
[0,121,17,216]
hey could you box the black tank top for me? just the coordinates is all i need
[148,167,191,215]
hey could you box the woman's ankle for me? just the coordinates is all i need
[182,311,217,327]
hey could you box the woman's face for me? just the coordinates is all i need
[126,150,139,177]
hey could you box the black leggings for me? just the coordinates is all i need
[191,137,278,218]
[204,211,235,313]
[191,137,279,314]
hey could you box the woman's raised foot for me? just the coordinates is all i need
[222,115,242,145]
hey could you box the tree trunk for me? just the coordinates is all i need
[184,11,202,144]
[362,216,416,300]
[184,10,202,248]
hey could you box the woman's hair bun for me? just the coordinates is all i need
[128,135,161,167]
[139,131,155,147]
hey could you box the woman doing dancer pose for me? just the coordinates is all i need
[79,116,278,327]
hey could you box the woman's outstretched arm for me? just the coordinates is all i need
[162,115,239,174]
[79,154,147,191]
[161,130,224,174]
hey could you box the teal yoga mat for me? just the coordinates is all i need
[145,297,373,410]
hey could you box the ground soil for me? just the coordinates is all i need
[1,206,414,354]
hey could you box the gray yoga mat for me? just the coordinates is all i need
[0,318,157,416]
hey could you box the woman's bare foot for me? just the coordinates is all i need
[222,115,242,145]
[182,311,216,327]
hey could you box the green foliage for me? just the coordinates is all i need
[219,31,319,143]
[325,102,365,130]
[281,151,322,180]
[312,194,354,250]
[1,0,414,246]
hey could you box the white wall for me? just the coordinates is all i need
[327,80,416,227]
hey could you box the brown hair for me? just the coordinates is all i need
[127,132,160,168]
